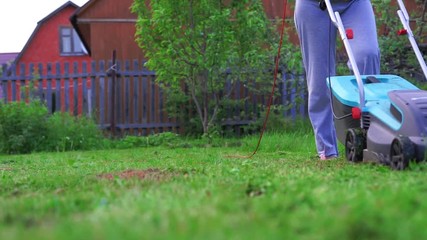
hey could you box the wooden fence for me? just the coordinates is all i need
[0,60,307,135]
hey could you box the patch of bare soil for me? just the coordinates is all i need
[97,168,173,181]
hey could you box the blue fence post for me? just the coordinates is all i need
[125,61,131,128]
[63,63,70,112]
[55,62,62,112]
[298,74,306,118]
[142,70,148,136]
[41,63,53,114]
[290,73,297,121]
[281,71,288,118]
[47,63,59,113]
[51,63,60,113]
[150,74,156,133]
[252,79,257,120]
[115,60,122,130]
[132,60,139,128]
[243,79,249,121]
[99,60,106,128]
[73,62,79,116]
[90,61,97,119]
[124,60,131,128]
[12,63,23,102]
[82,62,88,117]
[235,79,241,121]
[225,78,231,122]
[1,64,7,103]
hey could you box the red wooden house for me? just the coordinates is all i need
[70,0,295,62]
[10,1,91,114]
[70,0,144,62]
[15,1,90,65]
[71,0,422,62]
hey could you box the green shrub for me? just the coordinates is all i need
[245,104,312,134]
[113,132,181,149]
[0,100,49,154]
[45,112,103,152]
[372,0,420,81]
[0,101,103,154]
[113,135,148,149]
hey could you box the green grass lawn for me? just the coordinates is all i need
[1,132,427,240]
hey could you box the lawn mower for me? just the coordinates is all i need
[322,0,427,170]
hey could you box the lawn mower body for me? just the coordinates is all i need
[321,0,427,169]
[328,74,427,167]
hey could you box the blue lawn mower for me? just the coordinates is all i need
[323,0,427,170]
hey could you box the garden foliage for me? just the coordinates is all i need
[0,101,102,154]
[132,0,302,135]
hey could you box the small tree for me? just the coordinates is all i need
[132,0,282,135]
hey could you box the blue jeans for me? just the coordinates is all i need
[294,0,380,158]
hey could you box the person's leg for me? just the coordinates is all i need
[341,0,380,74]
[294,0,339,159]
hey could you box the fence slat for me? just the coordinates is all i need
[132,60,139,127]
[0,64,5,103]
[90,61,97,118]
[142,75,148,124]
[43,63,53,114]
[124,62,130,126]
[55,62,62,112]
[151,77,156,127]
[115,60,122,131]
[99,61,106,127]
[82,62,88,116]
[73,62,79,115]
[64,63,70,112]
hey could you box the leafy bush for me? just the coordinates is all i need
[0,101,103,154]
[113,132,181,149]
[0,100,49,154]
[44,112,103,152]
[333,1,426,81]
[372,0,422,81]
[245,104,312,134]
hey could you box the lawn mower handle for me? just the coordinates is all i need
[321,0,366,126]
[397,0,427,81]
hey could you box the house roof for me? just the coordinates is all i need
[14,1,79,64]
[0,52,19,66]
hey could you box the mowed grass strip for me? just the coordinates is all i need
[1,132,427,240]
